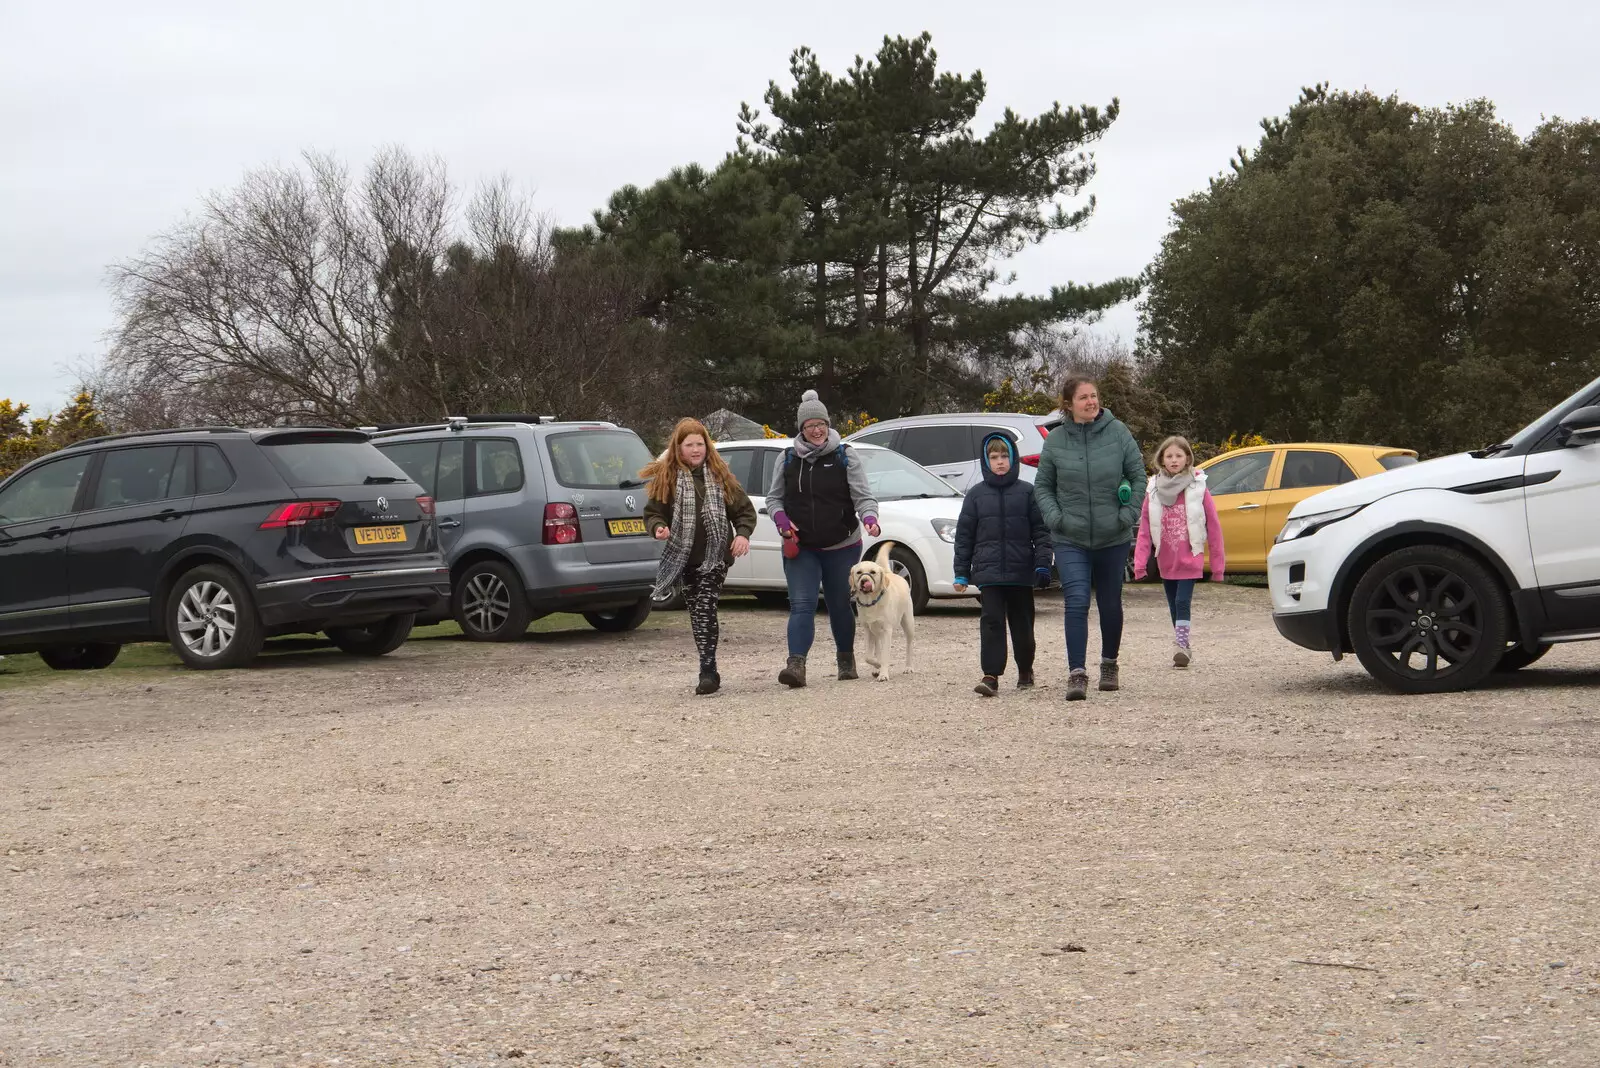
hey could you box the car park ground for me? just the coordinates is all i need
[3,587,1598,1065]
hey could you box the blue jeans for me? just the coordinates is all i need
[1164,578,1195,626]
[784,543,862,658]
[1056,543,1130,672]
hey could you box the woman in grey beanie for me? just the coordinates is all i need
[765,389,881,688]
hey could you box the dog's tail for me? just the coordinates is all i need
[873,540,892,568]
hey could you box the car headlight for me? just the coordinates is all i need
[1276,505,1364,544]
[931,519,957,543]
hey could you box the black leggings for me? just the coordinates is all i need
[684,564,727,670]
[979,585,1036,677]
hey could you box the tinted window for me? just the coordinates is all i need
[262,440,410,488]
[720,448,756,491]
[1279,450,1358,490]
[473,438,525,496]
[91,446,182,509]
[897,425,974,467]
[437,440,465,502]
[1205,452,1274,495]
[196,446,235,494]
[1379,454,1418,471]
[854,430,897,449]
[0,453,92,524]
[380,441,440,495]
[545,430,654,490]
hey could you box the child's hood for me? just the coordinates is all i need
[980,432,1021,488]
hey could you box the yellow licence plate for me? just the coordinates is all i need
[607,518,647,537]
[354,525,408,546]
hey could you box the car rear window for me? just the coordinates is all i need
[1379,454,1418,470]
[261,441,412,488]
[545,430,653,489]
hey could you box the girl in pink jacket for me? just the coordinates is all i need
[1133,436,1225,667]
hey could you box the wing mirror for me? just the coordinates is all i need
[1558,405,1600,445]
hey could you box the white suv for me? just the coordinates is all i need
[845,412,1063,493]
[1269,374,1600,693]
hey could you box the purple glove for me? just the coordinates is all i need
[772,510,794,536]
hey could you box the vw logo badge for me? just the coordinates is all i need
[375,496,388,510]
[625,495,637,511]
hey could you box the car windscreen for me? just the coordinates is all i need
[261,441,413,488]
[857,447,961,500]
[545,430,654,489]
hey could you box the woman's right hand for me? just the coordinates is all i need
[653,526,671,541]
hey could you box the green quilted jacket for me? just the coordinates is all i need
[1034,409,1148,550]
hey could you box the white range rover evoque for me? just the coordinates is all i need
[1269,373,1600,693]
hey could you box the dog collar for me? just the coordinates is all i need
[855,587,885,608]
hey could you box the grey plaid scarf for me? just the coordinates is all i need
[653,466,730,598]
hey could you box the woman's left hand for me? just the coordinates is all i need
[864,519,881,538]
[731,535,750,558]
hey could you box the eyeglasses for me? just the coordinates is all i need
[802,421,829,432]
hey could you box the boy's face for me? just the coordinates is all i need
[988,448,1011,476]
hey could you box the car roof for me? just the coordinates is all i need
[367,419,622,440]
[714,438,889,450]
[851,411,1061,429]
[1200,442,1414,460]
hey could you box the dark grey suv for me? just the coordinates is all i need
[370,416,661,640]
[0,427,449,670]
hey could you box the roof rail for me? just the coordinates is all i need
[364,413,564,438]
[60,426,248,451]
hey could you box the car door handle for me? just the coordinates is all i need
[43,525,70,538]
[1236,503,1262,511]
[758,508,768,515]
[437,517,462,529]
[156,509,182,522]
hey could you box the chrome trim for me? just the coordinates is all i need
[1545,629,1600,643]
[256,566,449,590]
[0,595,148,622]
[0,603,70,622]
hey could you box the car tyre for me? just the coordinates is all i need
[584,597,653,633]
[166,564,265,670]
[886,544,930,615]
[1495,643,1552,673]
[37,643,122,671]
[1347,545,1508,694]
[453,559,532,641]
[327,614,415,657]
[752,590,789,609]
[651,581,686,612]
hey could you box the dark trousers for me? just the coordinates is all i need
[1055,542,1130,671]
[979,584,1036,678]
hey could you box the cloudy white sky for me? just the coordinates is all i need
[2,0,1594,414]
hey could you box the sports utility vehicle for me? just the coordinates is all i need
[370,416,660,640]
[845,412,1063,492]
[0,427,448,670]
[1269,374,1600,693]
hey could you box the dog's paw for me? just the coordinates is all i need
[874,671,891,683]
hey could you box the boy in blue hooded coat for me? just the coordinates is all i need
[952,433,1053,696]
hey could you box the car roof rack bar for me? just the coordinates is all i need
[60,426,248,450]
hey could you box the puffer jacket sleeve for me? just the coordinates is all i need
[1033,431,1063,536]
[952,493,978,581]
[1027,486,1051,570]
[1118,424,1148,537]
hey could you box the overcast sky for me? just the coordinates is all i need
[2,0,1594,413]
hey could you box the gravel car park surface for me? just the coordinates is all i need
[3,586,1598,1067]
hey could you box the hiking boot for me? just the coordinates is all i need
[778,655,807,689]
[1065,670,1089,701]
[1098,659,1120,692]
[1017,670,1035,690]
[974,675,999,697]
[696,668,721,695]
[1172,639,1191,669]
[837,654,858,681]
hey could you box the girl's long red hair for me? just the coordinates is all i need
[639,418,738,504]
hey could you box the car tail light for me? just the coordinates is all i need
[416,496,436,516]
[1020,454,1041,467]
[260,500,342,529]
[543,502,581,545]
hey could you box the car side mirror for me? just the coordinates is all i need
[1559,405,1600,445]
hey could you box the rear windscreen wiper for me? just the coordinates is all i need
[364,475,407,484]
[618,478,648,488]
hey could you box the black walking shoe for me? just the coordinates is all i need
[837,655,858,681]
[696,669,721,696]
[1017,671,1035,690]
[974,675,999,697]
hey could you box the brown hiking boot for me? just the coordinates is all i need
[837,655,858,681]
[1098,659,1120,692]
[1065,670,1089,701]
[778,655,807,688]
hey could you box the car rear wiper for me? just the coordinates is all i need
[1469,442,1513,459]
[364,475,407,484]
[618,478,648,488]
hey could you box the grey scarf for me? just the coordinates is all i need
[1153,469,1197,508]
[653,466,730,598]
[792,427,842,459]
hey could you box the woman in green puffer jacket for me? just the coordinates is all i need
[1034,375,1148,701]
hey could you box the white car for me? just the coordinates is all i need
[1268,373,1600,693]
[711,438,971,614]
[844,412,1063,492]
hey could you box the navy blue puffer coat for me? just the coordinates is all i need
[952,434,1052,587]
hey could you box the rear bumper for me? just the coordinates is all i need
[255,565,451,629]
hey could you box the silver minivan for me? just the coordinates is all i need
[845,412,1064,492]
[370,416,661,640]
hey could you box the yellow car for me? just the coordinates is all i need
[1197,443,1418,572]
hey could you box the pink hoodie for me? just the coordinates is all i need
[1133,482,1225,582]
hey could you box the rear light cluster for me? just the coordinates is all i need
[260,500,341,529]
[417,496,435,516]
[543,502,582,545]
[1020,454,1041,467]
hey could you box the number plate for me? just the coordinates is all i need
[607,518,647,537]
[354,525,408,546]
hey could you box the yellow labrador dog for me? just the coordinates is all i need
[850,543,915,681]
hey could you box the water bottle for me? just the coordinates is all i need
[1118,479,1132,505]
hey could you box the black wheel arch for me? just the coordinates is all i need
[1330,522,1537,654]
[150,547,253,632]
